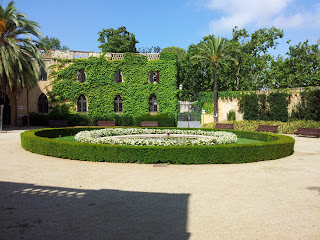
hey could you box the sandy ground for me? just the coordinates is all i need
[0,129,319,240]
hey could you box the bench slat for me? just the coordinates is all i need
[294,127,320,138]
[215,123,234,129]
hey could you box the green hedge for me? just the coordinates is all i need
[135,114,176,127]
[21,127,294,164]
[205,120,320,134]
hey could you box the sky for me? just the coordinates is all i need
[4,0,320,56]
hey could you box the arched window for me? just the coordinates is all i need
[114,70,123,83]
[149,70,159,83]
[77,95,87,112]
[114,95,123,113]
[77,69,86,82]
[38,93,48,113]
[39,67,47,81]
[149,95,158,113]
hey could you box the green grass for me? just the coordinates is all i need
[54,135,262,144]
[55,136,77,142]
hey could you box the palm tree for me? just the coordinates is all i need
[191,37,238,122]
[0,1,45,125]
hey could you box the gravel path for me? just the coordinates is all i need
[0,129,319,240]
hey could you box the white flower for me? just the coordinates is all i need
[74,128,237,146]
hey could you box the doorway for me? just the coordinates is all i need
[0,93,11,125]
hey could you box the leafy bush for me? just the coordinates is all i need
[21,127,294,164]
[205,120,320,134]
[268,92,288,122]
[227,110,236,121]
[240,94,259,120]
[28,112,49,126]
[115,114,134,126]
[135,114,176,127]
[294,89,320,121]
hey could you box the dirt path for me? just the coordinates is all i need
[0,130,319,240]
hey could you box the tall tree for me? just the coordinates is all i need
[0,1,45,124]
[39,36,69,50]
[98,26,139,53]
[231,27,283,90]
[191,37,238,122]
[267,41,320,88]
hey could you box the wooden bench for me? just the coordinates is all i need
[49,120,68,128]
[256,125,278,133]
[215,123,234,130]
[294,127,320,138]
[141,121,158,127]
[97,121,116,127]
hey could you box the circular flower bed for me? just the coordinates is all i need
[20,127,295,164]
[75,128,238,146]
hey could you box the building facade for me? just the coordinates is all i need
[0,50,178,126]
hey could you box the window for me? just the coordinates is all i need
[114,70,123,83]
[39,67,47,81]
[149,95,158,113]
[149,70,159,83]
[77,69,86,82]
[77,94,87,112]
[38,93,48,113]
[114,95,123,113]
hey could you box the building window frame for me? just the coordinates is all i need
[77,94,87,112]
[39,67,47,81]
[114,95,123,113]
[149,70,159,83]
[77,69,87,83]
[114,70,123,83]
[148,95,158,113]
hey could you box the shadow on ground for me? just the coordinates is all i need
[0,182,190,240]
[307,186,320,195]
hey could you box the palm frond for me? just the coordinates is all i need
[0,1,44,92]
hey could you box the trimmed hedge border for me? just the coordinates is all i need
[20,127,295,164]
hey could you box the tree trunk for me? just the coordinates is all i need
[213,62,218,123]
[27,89,30,128]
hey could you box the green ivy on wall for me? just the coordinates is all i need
[50,52,178,121]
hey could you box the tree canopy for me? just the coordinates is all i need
[39,36,69,50]
[98,26,139,53]
[191,37,238,121]
[0,1,44,92]
[177,27,320,101]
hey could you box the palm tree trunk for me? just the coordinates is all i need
[27,89,29,128]
[213,62,218,123]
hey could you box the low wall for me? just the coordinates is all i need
[201,90,304,124]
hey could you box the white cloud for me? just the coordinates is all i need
[194,0,320,34]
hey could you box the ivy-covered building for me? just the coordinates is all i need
[2,50,178,126]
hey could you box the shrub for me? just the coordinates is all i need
[205,120,320,134]
[115,114,134,126]
[227,110,236,121]
[240,93,259,120]
[21,127,294,164]
[28,112,49,126]
[296,89,320,121]
[135,114,176,127]
[267,92,288,122]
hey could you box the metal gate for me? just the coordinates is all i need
[177,101,201,128]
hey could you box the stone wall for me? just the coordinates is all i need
[202,90,307,124]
